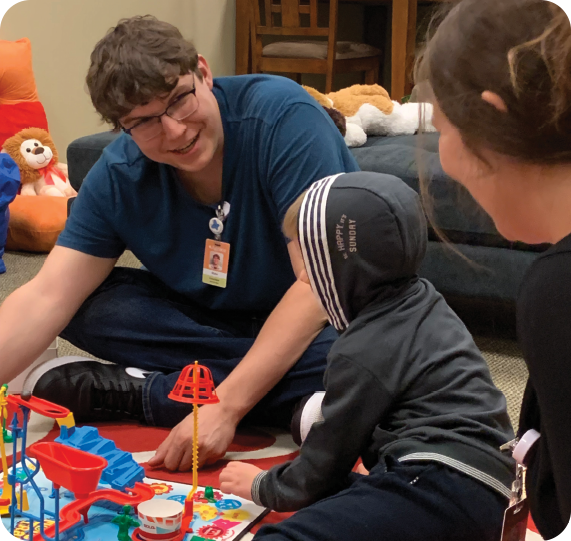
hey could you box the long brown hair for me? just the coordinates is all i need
[86,15,202,128]
[417,0,571,165]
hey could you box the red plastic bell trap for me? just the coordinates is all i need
[168,362,220,405]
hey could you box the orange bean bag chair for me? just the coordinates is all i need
[0,38,68,253]
[0,38,49,147]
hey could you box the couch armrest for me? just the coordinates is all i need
[66,131,120,191]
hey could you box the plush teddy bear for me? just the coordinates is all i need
[2,128,76,197]
[303,84,436,147]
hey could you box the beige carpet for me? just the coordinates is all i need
[0,250,528,431]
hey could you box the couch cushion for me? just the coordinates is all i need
[421,241,538,301]
[66,131,120,191]
[263,40,381,60]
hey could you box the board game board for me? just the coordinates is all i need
[1,467,269,541]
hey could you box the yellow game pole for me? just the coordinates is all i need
[186,362,199,505]
[0,385,13,513]
[191,403,198,496]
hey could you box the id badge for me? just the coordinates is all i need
[203,239,230,288]
[500,499,530,541]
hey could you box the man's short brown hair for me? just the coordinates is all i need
[86,15,202,128]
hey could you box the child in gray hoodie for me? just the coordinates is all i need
[220,172,515,541]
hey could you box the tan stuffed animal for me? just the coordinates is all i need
[2,128,77,197]
[328,84,394,117]
[304,84,393,115]
[303,84,435,147]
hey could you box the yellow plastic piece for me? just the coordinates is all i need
[56,412,76,429]
[0,385,12,506]
[186,361,200,504]
[20,488,28,511]
[0,489,29,516]
[0,385,29,515]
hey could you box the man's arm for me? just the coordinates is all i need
[149,243,329,471]
[0,246,117,385]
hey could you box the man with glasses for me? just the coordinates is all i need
[0,15,359,471]
[122,83,199,141]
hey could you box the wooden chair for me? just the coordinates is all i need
[249,0,382,94]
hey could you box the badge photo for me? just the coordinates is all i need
[203,239,230,288]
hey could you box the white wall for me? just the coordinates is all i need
[0,0,236,155]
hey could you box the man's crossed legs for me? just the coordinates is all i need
[31,267,335,429]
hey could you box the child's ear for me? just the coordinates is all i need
[298,268,310,285]
[288,238,307,279]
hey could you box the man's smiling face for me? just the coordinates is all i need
[119,56,223,173]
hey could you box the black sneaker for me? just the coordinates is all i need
[25,357,147,423]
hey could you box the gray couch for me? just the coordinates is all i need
[67,131,549,332]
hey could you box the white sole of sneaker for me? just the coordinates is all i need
[125,367,152,379]
[23,356,97,396]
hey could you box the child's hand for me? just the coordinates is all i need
[219,462,264,501]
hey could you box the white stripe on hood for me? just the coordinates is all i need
[299,174,349,331]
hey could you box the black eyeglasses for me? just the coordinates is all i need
[121,79,199,141]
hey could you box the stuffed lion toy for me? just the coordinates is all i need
[2,128,76,197]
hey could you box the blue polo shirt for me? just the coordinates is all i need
[57,75,359,312]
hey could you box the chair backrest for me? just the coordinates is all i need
[249,0,340,77]
[250,0,338,38]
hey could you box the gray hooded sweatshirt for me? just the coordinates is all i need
[252,172,515,512]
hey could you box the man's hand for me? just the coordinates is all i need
[219,462,264,501]
[147,402,238,471]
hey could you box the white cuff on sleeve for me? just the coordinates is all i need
[251,470,269,507]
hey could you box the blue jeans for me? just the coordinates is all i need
[60,268,336,427]
[255,457,507,541]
